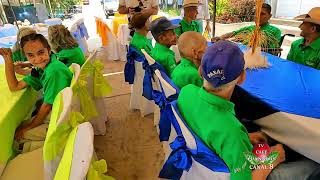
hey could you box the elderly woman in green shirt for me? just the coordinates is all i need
[48,25,85,67]
[129,12,153,54]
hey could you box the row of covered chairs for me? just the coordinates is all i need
[1,50,113,179]
[124,45,231,179]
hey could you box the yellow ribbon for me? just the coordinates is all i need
[44,111,85,161]
[87,159,115,180]
[73,79,98,120]
[92,60,112,97]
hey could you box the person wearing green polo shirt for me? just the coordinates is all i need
[211,3,281,53]
[171,31,207,89]
[149,17,179,76]
[287,7,320,69]
[129,12,153,54]
[0,33,72,140]
[48,25,85,67]
[177,41,285,180]
[175,0,201,37]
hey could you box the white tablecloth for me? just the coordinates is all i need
[0,24,18,38]
[44,18,62,26]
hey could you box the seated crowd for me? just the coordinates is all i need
[0,1,319,179]
[127,2,320,179]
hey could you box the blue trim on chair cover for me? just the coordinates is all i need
[79,23,89,39]
[151,69,180,141]
[124,46,146,84]
[159,101,230,180]
[142,61,166,100]
[72,30,86,53]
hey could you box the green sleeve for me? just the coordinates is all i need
[287,42,298,62]
[210,125,253,180]
[233,25,253,36]
[175,27,182,37]
[12,50,27,63]
[185,70,203,88]
[42,71,71,104]
[166,54,177,77]
[23,75,42,91]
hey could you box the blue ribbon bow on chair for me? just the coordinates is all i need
[159,101,230,180]
[79,23,89,39]
[124,46,146,84]
[152,89,178,141]
[142,62,166,100]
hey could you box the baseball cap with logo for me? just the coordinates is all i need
[201,40,245,88]
[295,7,320,25]
[149,17,180,40]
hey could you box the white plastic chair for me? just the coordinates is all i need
[128,48,156,117]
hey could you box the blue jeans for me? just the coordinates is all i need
[268,157,320,180]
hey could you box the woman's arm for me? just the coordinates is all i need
[0,48,27,91]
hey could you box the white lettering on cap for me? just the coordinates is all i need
[207,69,224,78]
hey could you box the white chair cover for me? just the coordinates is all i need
[141,49,179,158]
[159,102,230,180]
[44,87,73,180]
[129,60,156,117]
[85,50,109,135]
[69,122,94,180]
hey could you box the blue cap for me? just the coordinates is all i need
[201,40,245,88]
[150,17,180,40]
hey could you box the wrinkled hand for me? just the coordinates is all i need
[211,36,221,42]
[249,131,268,145]
[0,48,12,60]
[270,144,286,167]
[128,7,136,14]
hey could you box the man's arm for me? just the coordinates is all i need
[0,48,27,91]
[211,32,235,42]
[15,103,52,140]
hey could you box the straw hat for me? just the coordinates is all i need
[183,0,201,8]
[295,7,320,25]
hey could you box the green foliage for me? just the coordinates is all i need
[209,0,255,23]
[162,7,181,17]
[51,0,81,14]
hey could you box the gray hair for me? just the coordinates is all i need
[203,77,239,92]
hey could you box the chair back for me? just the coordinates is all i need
[159,101,230,180]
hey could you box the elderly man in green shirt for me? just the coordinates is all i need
[175,0,201,37]
[177,40,285,180]
[171,31,207,89]
[287,7,320,69]
[212,3,281,53]
[149,17,179,76]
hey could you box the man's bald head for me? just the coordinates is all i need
[178,31,207,58]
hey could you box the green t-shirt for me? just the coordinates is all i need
[175,19,201,37]
[171,57,203,89]
[130,32,153,55]
[233,23,281,49]
[287,37,320,69]
[178,85,253,180]
[56,47,85,67]
[150,43,177,76]
[12,50,28,62]
[23,55,73,104]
